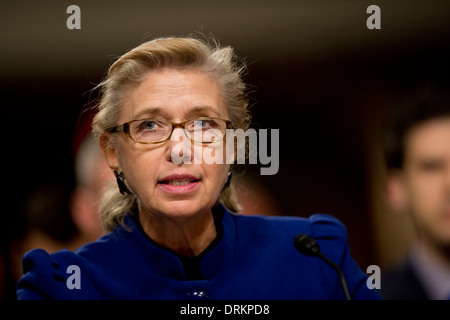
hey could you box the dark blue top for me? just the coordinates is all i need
[17,205,382,300]
[380,257,429,300]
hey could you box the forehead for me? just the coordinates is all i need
[405,117,450,160]
[121,68,227,121]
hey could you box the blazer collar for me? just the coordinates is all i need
[114,204,237,281]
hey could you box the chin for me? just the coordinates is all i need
[154,199,212,219]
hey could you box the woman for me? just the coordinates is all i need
[17,36,381,300]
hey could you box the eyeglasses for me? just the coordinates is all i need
[108,117,233,144]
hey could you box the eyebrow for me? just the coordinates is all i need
[185,106,223,118]
[133,105,223,120]
[133,107,168,120]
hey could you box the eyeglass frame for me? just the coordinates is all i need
[107,117,234,145]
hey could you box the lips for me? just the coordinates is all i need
[160,179,196,186]
[158,174,200,184]
[157,174,201,194]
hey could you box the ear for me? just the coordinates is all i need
[99,133,120,171]
[384,168,408,214]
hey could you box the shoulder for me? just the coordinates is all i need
[229,211,348,262]
[231,212,347,247]
[17,232,123,300]
[233,211,345,230]
[230,212,382,300]
[17,248,84,299]
[229,212,349,267]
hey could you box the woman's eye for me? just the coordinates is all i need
[140,121,157,131]
[194,119,214,129]
[196,120,207,128]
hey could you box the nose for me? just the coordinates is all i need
[165,127,193,165]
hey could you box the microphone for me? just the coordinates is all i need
[294,233,351,300]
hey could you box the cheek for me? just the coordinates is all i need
[118,145,165,189]
[206,164,229,190]
[407,176,442,217]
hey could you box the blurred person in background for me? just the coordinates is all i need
[9,183,77,285]
[9,120,114,292]
[70,131,115,245]
[380,86,450,299]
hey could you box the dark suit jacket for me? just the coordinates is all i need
[380,257,429,300]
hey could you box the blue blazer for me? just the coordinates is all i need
[17,205,382,300]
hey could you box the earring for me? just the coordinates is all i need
[222,171,233,191]
[114,170,131,195]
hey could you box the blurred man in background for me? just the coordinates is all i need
[380,86,450,299]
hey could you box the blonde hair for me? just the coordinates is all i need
[92,35,252,232]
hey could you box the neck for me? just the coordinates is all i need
[138,206,217,257]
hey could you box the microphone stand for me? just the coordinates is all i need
[316,251,351,300]
[294,233,352,300]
